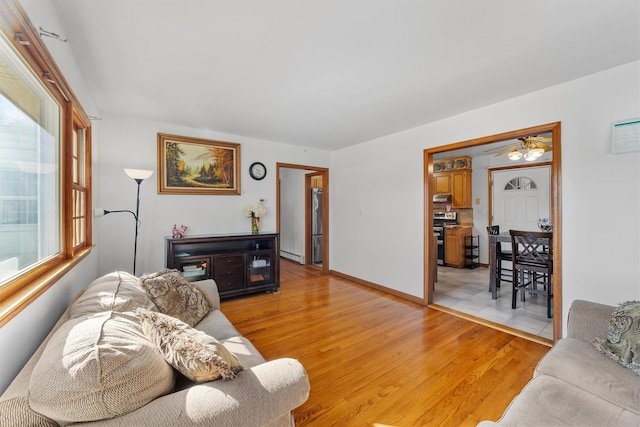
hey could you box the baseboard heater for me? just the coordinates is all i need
[280,250,304,264]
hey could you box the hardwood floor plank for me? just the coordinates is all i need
[221,260,550,426]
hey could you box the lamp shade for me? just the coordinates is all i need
[124,169,154,180]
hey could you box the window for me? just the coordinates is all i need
[504,176,538,191]
[0,1,92,326]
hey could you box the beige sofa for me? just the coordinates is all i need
[478,300,639,427]
[0,271,310,426]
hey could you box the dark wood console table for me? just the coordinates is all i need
[166,232,280,299]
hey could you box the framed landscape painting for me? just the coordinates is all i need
[157,133,241,195]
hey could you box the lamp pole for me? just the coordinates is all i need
[132,178,143,276]
[95,169,153,276]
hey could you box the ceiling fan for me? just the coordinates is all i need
[492,135,552,161]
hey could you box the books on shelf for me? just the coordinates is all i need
[182,269,205,277]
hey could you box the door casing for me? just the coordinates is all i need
[423,122,562,341]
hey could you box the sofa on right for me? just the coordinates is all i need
[478,300,639,427]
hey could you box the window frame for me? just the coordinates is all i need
[0,0,93,327]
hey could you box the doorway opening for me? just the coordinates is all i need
[276,163,329,274]
[423,122,562,341]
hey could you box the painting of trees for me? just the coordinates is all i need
[158,134,240,195]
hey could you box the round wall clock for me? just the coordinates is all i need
[249,162,267,180]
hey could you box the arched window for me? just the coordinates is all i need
[505,177,538,190]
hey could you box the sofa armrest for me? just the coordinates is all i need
[192,279,221,310]
[567,300,613,342]
[79,358,309,427]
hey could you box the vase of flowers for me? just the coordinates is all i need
[243,203,266,234]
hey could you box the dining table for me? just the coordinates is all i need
[488,232,511,299]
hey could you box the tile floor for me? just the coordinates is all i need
[433,265,553,340]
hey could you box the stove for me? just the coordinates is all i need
[433,211,457,265]
[433,211,458,226]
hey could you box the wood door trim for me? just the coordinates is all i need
[423,122,562,341]
[276,163,330,274]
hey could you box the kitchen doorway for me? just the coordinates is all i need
[276,163,329,273]
[423,122,562,341]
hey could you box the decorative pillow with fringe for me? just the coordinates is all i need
[591,300,640,375]
[140,269,210,326]
[136,308,243,382]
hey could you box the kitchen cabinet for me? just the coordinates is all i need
[434,173,452,195]
[432,156,472,208]
[445,226,472,268]
[451,170,472,208]
[166,233,279,299]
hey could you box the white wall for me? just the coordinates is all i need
[280,168,308,262]
[331,61,640,331]
[94,117,331,276]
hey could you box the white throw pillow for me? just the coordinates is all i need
[29,311,175,423]
[70,271,154,318]
[136,308,243,382]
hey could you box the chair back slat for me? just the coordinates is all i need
[509,230,553,270]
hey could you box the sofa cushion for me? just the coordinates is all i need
[140,269,210,326]
[195,308,242,340]
[535,338,639,414]
[192,279,221,311]
[70,270,154,318]
[136,309,243,382]
[498,375,639,426]
[0,397,58,427]
[29,311,175,423]
[591,300,640,376]
[220,335,268,368]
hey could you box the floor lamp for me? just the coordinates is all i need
[94,168,153,276]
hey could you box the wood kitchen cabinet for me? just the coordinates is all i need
[166,233,280,299]
[432,156,472,208]
[451,170,472,208]
[434,173,452,195]
[444,226,472,268]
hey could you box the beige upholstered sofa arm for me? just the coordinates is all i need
[566,299,613,342]
[79,358,310,427]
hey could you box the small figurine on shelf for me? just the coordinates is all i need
[172,224,188,238]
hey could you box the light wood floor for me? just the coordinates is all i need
[221,260,550,426]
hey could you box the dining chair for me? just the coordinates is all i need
[509,230,553,318]
[487,225,512,290]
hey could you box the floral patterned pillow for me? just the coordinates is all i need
[140,269,210,327]
[592,300,640,375]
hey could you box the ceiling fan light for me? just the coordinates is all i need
[508,150,523,161]
[523,151,538,161]
[529,148,545,158]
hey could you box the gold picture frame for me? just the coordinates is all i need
[157,133,241,195]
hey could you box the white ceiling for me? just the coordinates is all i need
[52,0,639,150]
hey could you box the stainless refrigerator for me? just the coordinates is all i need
[311,188,323,264]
